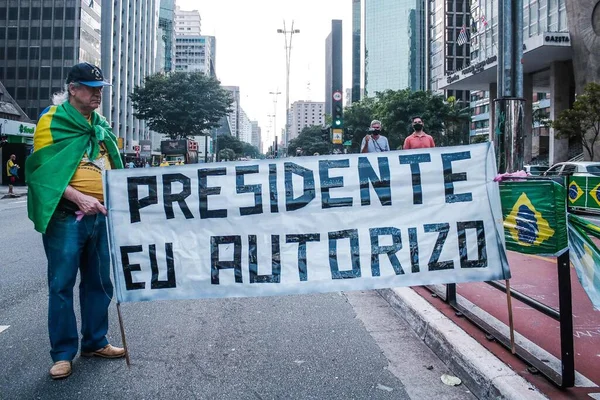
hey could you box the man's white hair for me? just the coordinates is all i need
[51,83,81,105]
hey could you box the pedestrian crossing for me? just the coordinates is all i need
[0,325,9,334]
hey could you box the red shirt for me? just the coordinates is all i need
[403,133,435,149]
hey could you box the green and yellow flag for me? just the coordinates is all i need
[25,101,123,233]
[500,180,568,256]
[568,214,600,310]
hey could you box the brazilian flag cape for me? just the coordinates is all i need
[26,101,123,234]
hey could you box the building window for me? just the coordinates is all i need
[29,67,37,79]
[40,67,50,79]
[65,7,75,20]
[41,47,51,59]
[52,66,62,80]
[64,27,74,39]
[53,47,62,59]
[16,87,26,100]
[0,29,5,40]
[6,67,15,79]
[7,47,16,60]
[42,27,51,39]
[8,27,17,40]
[64,47,73,59]
[30,27,40,40]
[42,7,53,20]
[20,7,29,19]
[8,7,18,20]
[54,27,63,39]
[19,47,28,59]
[31,7,41,19]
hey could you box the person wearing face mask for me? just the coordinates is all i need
[361,120,390,153]
[403,116,435,149]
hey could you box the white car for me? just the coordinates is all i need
[542,162,600,177]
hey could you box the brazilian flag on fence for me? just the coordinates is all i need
[568,176,600,212]
[500,180,568,256]
[568,214,600,311]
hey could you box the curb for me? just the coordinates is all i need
[378,287,548,400]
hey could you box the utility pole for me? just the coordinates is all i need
[277,21,300,154]
[492,0,524,173]
[269,91,281,144]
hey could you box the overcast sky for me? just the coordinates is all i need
[177,0,353,148]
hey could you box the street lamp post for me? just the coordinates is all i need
[277,21,300,154]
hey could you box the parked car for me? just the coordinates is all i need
[524,165,549,176]
[542,162,600,177]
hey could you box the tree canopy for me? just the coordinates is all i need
[552,82,600,160]
[287,126,331,156]
[215,134,261,160]
[343,89,471,152]
[131,72,233,140]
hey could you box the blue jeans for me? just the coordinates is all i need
[42,211,113,362]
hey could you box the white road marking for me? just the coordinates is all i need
[0,325,9,334]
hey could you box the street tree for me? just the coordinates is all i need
[131,72,233,140]
[287,126,331,156]
[214,134,261,160]
[343,89,464,151]
[218,148,236,161]
[440,96,471,147]
[552,82,600,160]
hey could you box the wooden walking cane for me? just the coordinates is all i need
[117,303,131,367]
[505,279,516,354]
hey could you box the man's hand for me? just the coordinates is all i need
[75,193,107,215]
[63,186,107,215]
[364,134,370,143]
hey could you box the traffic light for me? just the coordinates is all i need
[321,126,330,141]
[333,102,343,128]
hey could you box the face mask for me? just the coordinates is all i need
[413,123,424,131]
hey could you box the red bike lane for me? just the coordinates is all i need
[413,251,600,399]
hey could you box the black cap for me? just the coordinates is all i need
[66,62,111,87]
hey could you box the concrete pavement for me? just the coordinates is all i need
[0,202,479,400]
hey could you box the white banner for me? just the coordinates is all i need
[104,143,510,303]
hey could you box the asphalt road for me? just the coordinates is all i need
[0,196,475,400]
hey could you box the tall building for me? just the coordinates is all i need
[239,109,253,144]
[0,0,103,120]
[352,0,361,103]
[223,86,240,138]
[289,101,325,140]
[364,0,426,95]
[325,20,343,117]
[250,121,261,150]
[427,0,471,105]
[207,36,217,78]
[158,0,176,72]
[103,0,160,156]
[175,7,201,36]
[441,0,573,164]
[174,35,213,74]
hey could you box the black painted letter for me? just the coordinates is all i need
[399,154,431,205]
[424,223,454,271]
[120,245,145,290]
[284,162,315,211]
[328,229,361,279]
[127,176,158,223]
[457,220,487,268]
[199,168,227,218]
[163,173,193,220]
[358,157,391,206]
[248,235,281,283]
[236,165,263,216]
[286,234,320,281]
[320,159,353,209]
[149,243,177,289]
[370,227,404,276]
[210,236,242,284]
[441,152,473,203]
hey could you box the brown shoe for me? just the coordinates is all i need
[49,361,72,380]
[81,344,126,359]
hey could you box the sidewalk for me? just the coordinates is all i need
[1,186,27,199]
[383,251,600,399]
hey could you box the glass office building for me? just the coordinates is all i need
[0,0,102,120]
[364,0,426,95]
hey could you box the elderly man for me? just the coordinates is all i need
[361,120,390,153]
[26,62,125,380]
